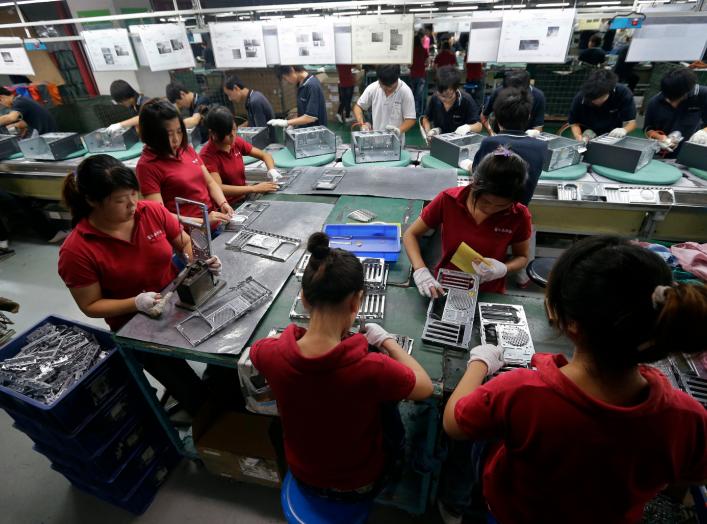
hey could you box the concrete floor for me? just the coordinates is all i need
[0,238,441,523]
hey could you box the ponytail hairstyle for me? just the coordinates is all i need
[472,146,528,204]
[205,106,235,142]
[302,232,364,308]
[546,236,707,373]
[62,154,139,226]
[139,98,188,156]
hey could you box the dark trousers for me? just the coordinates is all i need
[438,438,492,516]
[338,86,354,118]
[0,191,59,241]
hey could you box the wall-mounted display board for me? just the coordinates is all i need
[210,21,267,68]
[466,13,503,63]
[0,45,35,76]
[497,9,575,63]
[132,23,195,72]
[262,24,281,65]
[351,14,414,64]
[81,28,137,72]
[433,18,470,33]
[277,18,336,65]
[626,14,707,62]
[333,20,352,64]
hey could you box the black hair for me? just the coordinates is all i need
[493,87,531,131]
[275,65,305,80]
[205,106,234,142]
[377,65,400,86]
[581,69,618,101]
[589,33,602,47]
[436,66,460,93]
[440,41,451,51]
[414,32,423,49]
[660,68,697,101]
[546,236,707,373]
[109,80,138,103]
[302,232,364,308]
[0,87,13,97]
[471,146,528,204]
[139,98,188,156]
[165,81,188,103]
[503,70,530,90]
[62,155,139,226]
[224,75,245,90]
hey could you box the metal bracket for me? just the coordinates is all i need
[275,169,301,190]
[225,227,301,262]
[175,197,212,262]
[226,201,270,231]
[295,253,388,290]
[312,168,346,190]
[347,209,377,223]
[479,302,534,368]
[290,291,386,322]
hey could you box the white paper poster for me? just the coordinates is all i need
[81,29,137,72]
[262,25,281,65]
[467,14,503,63]
[276,17,336,65]
[333,22,352,64]
[133,23,195,72]
[497,9,576,63]
[209,22,267,69]
[0,46,35,76]
[351,15,414,64]
[627,15,707,62]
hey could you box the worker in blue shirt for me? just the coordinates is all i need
[269,65,327,129]
[644,67,707,154]
[223,75,276,143]
[568,69,636,142]
[481,70,546,133]
[165,81,210,143]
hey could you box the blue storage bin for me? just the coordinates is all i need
[322,224,401,262]
[0,315,128,434]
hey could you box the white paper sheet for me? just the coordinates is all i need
[81,28,137,72]
[333,21,352,64]
[467,13,503,63]
[262,25,281,65]
[626,15,707,62]
[351,15,414,64]
[496,9,575,64]
[133,23,195,72]
[0,47,34,76]
[210,22,267,69]
[277,18,336,65]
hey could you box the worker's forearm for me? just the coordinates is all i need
[353,105,365,124]
[252,149,275,170]
[288,115,316,126]
[384,340,425,375]
[571,124,583,140]
[184,114,202,128]
[207,179,229,207]
[402,232,426,270]
[119,115,139,128]
[470,122,483,133]
[220,184,254,198]
[443,361,487,439]
[421,116,431,132]
[399,119,416,134]
[623,120,636,134]
[82,297,138,319]
[646,129,665,140]
[505,255,529,274]
[0,113,18,126]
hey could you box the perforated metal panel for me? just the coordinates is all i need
[351,131,401,163]
[285,126,336,159]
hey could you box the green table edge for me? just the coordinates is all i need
[420,153,467,176]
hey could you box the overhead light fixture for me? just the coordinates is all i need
[410,7,440,11]
[637,0,669,3]
[585,1,621,4]
[336,11,361,15]
[368,8,396,13]
[493,3,526,7]
[293,13,320,17]
[215,12,235,17]
[536,2,570,5]
[447,5,480,9]
[256,6,300,12]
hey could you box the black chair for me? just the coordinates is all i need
[525,257,557,288]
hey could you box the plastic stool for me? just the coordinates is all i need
[525,257,557,288]
[281,472,373,524]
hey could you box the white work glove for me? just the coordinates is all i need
[361,323,395,349]
[608,127,627,139]
[455,124,472,136]
[360,122,372,131]
[267,119,289,128]
[467,344,505,375]
[689,129,707,145]
[525,129,541,138]
[267,168,282,182]
[106,123,124,135]
[427,127,441,138]
[135,292,160,313]
[472,258,507,284]
[458,158,473,172]
[581,130,596,144]
[658,137,675,152]
[413,267,444,298]
[385,125,401,137]
[206,255,222,276]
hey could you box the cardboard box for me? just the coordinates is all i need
[193,403,285,488]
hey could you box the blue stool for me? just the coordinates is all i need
[280,472,373,524]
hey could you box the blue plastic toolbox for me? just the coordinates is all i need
[0,315,128,434]
[322,224,401,262]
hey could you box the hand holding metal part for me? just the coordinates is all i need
[413,267,445,298]
[472,258,507,283]
[467,344,505,375]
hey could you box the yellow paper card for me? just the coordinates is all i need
[450,242,485,274]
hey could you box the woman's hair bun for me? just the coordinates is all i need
[307,232,331,260]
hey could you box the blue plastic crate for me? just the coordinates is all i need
[0,315,128,434]
[323,223,401,262]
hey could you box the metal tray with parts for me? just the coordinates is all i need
[290,291,386,322]
[421,269,480,351]
[295,253,388,290]
[557,183,675,205]
[312,168,346,190]
[83,126,139,153]
[430,132,484,167]
[225,228,301,262]
[478,302,534,367]
[533,132,584,171]
[351,130,401,163]
[176,277,272,346]
[226,201,270,231]
[237,127,270,150]
[285,126,336,159]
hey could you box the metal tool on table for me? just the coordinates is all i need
[225,227,301,262]
[584,134,658,173]
[532,132,585,172]
[295,253,388,290]
[176,276,272,346]
[226,201,270,231]
[478,302,535,370]
[351,130,401,163]
[348,209,377,223]
[312,168,346,190]
[290,291,386,323]
[18,132,84,160]
[430,132,484,167]
[285,126,336,159]
[83,126,139,153]
[236,126,270,150]
[274,168,301,190]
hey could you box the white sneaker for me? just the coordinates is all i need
[48,230,70,244]
[438,500,463,524]
[335,113,344,124]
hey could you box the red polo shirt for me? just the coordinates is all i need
[434,51,457,68]
[58,201,180,331]
[455,353,707,524]
[411,46,429,79]
[135,145,213,218]
[250,324,415,490]
[419,185,532,293]
[336,64,356,88]
[199,137,253,205]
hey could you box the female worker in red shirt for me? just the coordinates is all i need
[135,99,232,227]
[441,236,707,524]
[250,233,433,501]
[434,41,457,69]
[199,106,280,205]
[403,146,531,298]
[58,155,215,415]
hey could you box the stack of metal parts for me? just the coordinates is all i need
[478,303,535,371]
[0,134,21,160]
[652,354,707,409]
[18,132,84,160]
[227,201,270,231]
[83,127,139,153]
[347,209,377,223]
[584,134,658,173]
[225,228,301,262]
[312,168,346,190]
[285,126,336,159]
[430,132,484,167]
[351,130,401,163]
[422,269,480,351]
[0,323,105,404]
[236,127,270,150]
[556,182,675,205]
[176,276,272,346]
[533,132,585,171]
[295,253,389,291]
[290,292,386,323]
[0,312,14,346]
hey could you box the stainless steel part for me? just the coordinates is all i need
[18,132,83,160]
[478,302,534,367]
[83,126,139,153]
[347,209,377,223]
[175,197,212,262]
[176,277,272,346]
[174,260,225,310]
[437,268,479,291]
[393,334,414,355]
[557,183,580,201]
[285,126,336,159]
[187,126,201,148]
[677,141,707,171]
[312,168,345,190]
[236,127,270,150]
[556,183,675,205]
[584,134,658,173]
[275,169,302,190]
[290,291,386,322]
[226,201,270,231]
[0,134,21,160]
[533,132,584,171]
[351,131,401,163]
[430,132,484,167]
[225,227,301,262]
[295,253,388,290]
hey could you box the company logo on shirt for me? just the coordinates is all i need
[146,229,165,241]
[494,227,512,235]
[192,158,200,165]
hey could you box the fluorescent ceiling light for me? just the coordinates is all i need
[493,4,526,7]
[215,12,235,17]
[261,14,285,19]
[536,2,569,5]
[410,7,440,11]
[336,11,361,15]
[0,0,62,5]
[637,0,669,3]
[255,6,300,11]
[294,13,319,17]
[585,1,621,4]
[447,5,479,9]
[368,8,396,13]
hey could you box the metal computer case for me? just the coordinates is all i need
[285,126,336,159]
[351,131,401,163]
[430,132,484,167]
[584,135,657,173]
[677,141,707,171]
[18,133,84,160]
[237,127,270,150]
[0,135,21,160]
[533,132,584,172]
[83,126,139,153]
